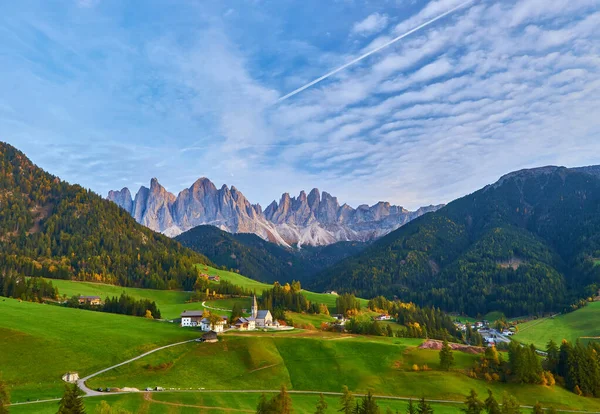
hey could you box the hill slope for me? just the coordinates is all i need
[0,142,211,290]
[312,166,600,317]
[176,225,367,284]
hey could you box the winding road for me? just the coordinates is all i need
[77,339,197,396]
[9,336,600,413]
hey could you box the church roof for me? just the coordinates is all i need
[256,310,271,320]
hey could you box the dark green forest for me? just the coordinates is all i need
[312,167,600,317]
[176,225,366,284]
[0,142,212,291]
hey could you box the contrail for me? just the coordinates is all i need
[275,0,475,104]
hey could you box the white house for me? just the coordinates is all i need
[200,316,228,333]
[375,314,392,321]
[181,310,204,327]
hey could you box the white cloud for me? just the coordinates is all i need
[352,13,389,36]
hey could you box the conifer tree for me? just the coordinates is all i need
[0,377,9,414]
[484,390,501,414]
[531,403,543,414]
[416,397,433,414]
[58,383,86,414]
[274,385,293,414]
[315,393,328,414]
[256,393,270,414]
[340,385,355,414]
[500,394,520,414]
[439,339,454,371]
[406,399,416,414]
[360,390,380,414]
[462,389,483,414]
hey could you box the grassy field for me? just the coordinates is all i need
[43,278,194,320]
[9,392,467,414]
[514,302,600,349]
[86,332,600,411]
[0,298,199,402]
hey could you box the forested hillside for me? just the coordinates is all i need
[176,225,366,283]
[313,166,600,317]
[0,142,211,290]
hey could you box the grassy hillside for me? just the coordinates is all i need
[9,392,465,414]
[86,333,600,411]
[514,302,600,349]
[0,298,198,402]
[177,225,366,284]
[313,167,600,317]
[197,264,369,312]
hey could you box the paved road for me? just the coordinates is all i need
[201,301,232,312]
[76,339,197,396]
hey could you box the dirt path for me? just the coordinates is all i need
[143,392,254,412]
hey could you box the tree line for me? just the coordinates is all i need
[253,385,553,414]
[65,293,162,319]
[0,272,58,302]
[259,281,325,320]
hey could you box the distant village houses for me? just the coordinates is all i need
[201,315,228,333]
[78,296,102,306]
[374,314,392,321]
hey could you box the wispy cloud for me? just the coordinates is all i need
[352,13,389,36]
[0,0,599,210]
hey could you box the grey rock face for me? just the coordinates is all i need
[108,178,442,246]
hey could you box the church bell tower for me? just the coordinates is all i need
[251,294,258,319]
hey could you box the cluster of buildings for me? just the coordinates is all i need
[199,273,220,282]
[180,295,276,334]
[77,296,102,306]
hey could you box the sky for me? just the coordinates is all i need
[1,0,599,210]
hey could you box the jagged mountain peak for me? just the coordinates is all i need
[109,177,441,246]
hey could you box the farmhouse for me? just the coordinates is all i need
[375,314,392,321]
[78,296,102,306]
[251,295,275,328]
[233,316,256,331]
[208,275,220,282]
[180,310,204,327]
[200,316,228,333]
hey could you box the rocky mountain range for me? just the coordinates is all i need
[108,177,442,247]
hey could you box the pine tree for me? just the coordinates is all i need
[274,385,293,414]
[0,377,9,414]
[416,397,433,414]
[484,390,501,414]
[439,339,454,371]
[315,393,328,414]
[500,394,520,414]
[531,403,543,414]
[360,390,380,414]
[545,340,559,373]
[340,385,355,414]
[256,393,270,414]
[406,399,416,414]
[462,389,483,414]
[58,383,86,414]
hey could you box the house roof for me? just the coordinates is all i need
[256,310,271,320]
[202,331,218,339]
[181,310,204,317]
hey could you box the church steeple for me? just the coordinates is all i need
[251,294,258,319]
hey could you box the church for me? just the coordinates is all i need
[250,295,274,328]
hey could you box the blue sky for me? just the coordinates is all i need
[1,0,599,209]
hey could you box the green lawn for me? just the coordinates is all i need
[87,333,600,411]
[9,391,467,414]
[514,302,600,349]
[0,298,199,402]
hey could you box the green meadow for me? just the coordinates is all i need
[87,333,600,411]
[43,278,194,320]
[0,298,198,402]
[514,302,600,349]
[9,392,465,414]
